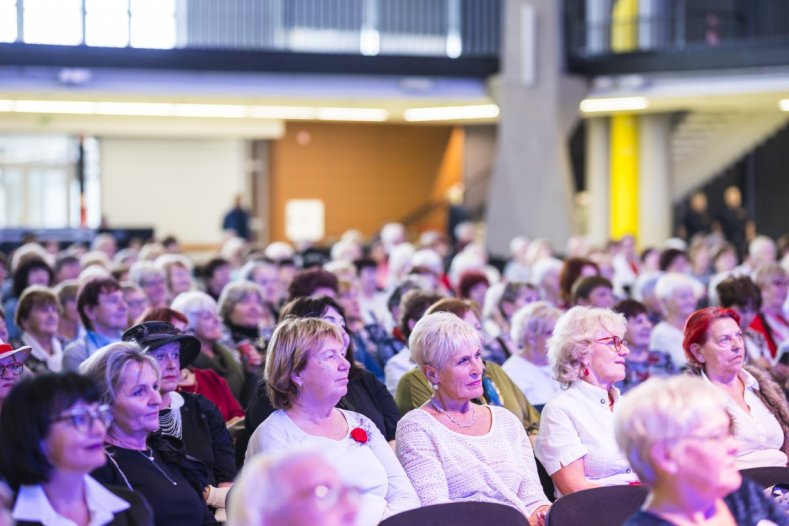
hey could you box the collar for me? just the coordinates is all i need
[700,369,758,391]
[21,333,63,364]
[13,475,129,526]
[572,379,621,404]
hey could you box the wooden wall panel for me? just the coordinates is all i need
[268,122,463,242]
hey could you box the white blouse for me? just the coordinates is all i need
[649,321,686,368]
[13,475,129,526]
[703,370,788,469]
[396,405,550,517]
[246,408,419,526]
[502,355,562,407]
[535,381,638,498]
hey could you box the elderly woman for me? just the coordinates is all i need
[121,282,149,328]
[684,307,789,469]
[129,261,169,309]
[396,312,551,525]
[716,276,772,369]
[122,320,238,502]
[81,342,218,526]
[650,272,701,368]
[244,296,401,446]
[613,299,677,393]
[616,376,788,526]
[245,317,419,526]
[395,298,541,438]
[0,373,152,525]
[4,256,53,341]
[156,254,195,297]
[171,291,247,404]
[503,301,563,411]
[14,285,63,374]
[228,449,359,526]
[534,306,639,497]
[0,340,30,410]
[481,281,540,365]
[750,263,789,360]
[217,281,270,364]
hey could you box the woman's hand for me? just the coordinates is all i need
[528,505,550,526]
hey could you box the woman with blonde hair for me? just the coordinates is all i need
[245,317,418,526]
[616,376,787,525]
[535,306,638,497]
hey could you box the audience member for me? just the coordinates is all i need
[54,280,82,344]
[14,285,63,374]
[683,307,789,469]
[571,276,615,309]
[535,306,639,497]
[201,258,231,302]
[245,318,419,526]
[616,376,787,526]
[0,340,30,410]
[750,263,789,360]
[129,261,169,309]
[650,273,701,367]
[396,312,550,525]
[716,275,772,368]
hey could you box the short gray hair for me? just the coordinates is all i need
[79,341,159,406]
[614,376,729,485]
[409,311,481,372]
[548,306,626,386]
[510,301,561,348]
[217,281,266,322]
[654,272,700,304]
[128,261,165,287]
[171,291,217,330]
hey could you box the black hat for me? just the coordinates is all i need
[122,321,200,369]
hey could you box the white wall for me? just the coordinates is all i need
[100,138,248,245]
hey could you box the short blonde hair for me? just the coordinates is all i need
[264,318,343,410]
[79,341,160,406]
[548,306,626,386]
[614,376,729,484]
[409,311,481,372]
[753,262,787,289]
[217,281,266,322]
[510,301,562,347]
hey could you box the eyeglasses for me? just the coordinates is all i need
[0,361,24,377]
[294,483,361,511]
[593,335,625,353]
[51,404,113,433]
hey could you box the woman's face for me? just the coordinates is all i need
[27,268,51,287]
[44,400,108,474]
[252,265,280,304]
[62,297,79,324]
[666,286,697,319]
[524,319,556,360]
[140,273,168,307]
[123,289,149,327]
[760,273,789,312]
[432,342,484,403]
[337,289,362,323]
[625,313,653,350]
[468,283,488,308]
[320,306,351,350]
[111,362,162,438]
[692,318,744,379]
[714,250,738,273]
[229,293,264,328]
[585,324,629,387]
[0,354,25,400]
[194,308,223,343]
[168,265,193,296]
[23,301,59,338]
[667,409,740,498]
[149,342,180,394]
[295,336,350,405]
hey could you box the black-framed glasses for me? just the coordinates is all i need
[593,335,625,353]
[51,404,113,433]
[0,361,24,377]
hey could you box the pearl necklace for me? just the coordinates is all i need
[430,397,477,428]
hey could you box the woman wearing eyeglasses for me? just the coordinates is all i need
[0,341,31,410]
[534,306,639,498]
[684,307,789,469]
[0,372,153,525]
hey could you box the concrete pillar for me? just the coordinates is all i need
[638,113,672,246]
[485,0,579,255]
[586,117,610,245]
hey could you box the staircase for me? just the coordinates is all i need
[670,109,789,199]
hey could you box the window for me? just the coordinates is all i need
[85,0,129,47]
[0,0,16,42]
[130,0,176,49]
[23,0,82,45]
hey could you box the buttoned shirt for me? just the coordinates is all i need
[13,475,129,526]
[535,381,638,498]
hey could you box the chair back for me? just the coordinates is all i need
[740,466,789,488]
[545,485,649,526]
[379,501,529,526]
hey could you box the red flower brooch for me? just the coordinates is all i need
[350,427,368,444]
